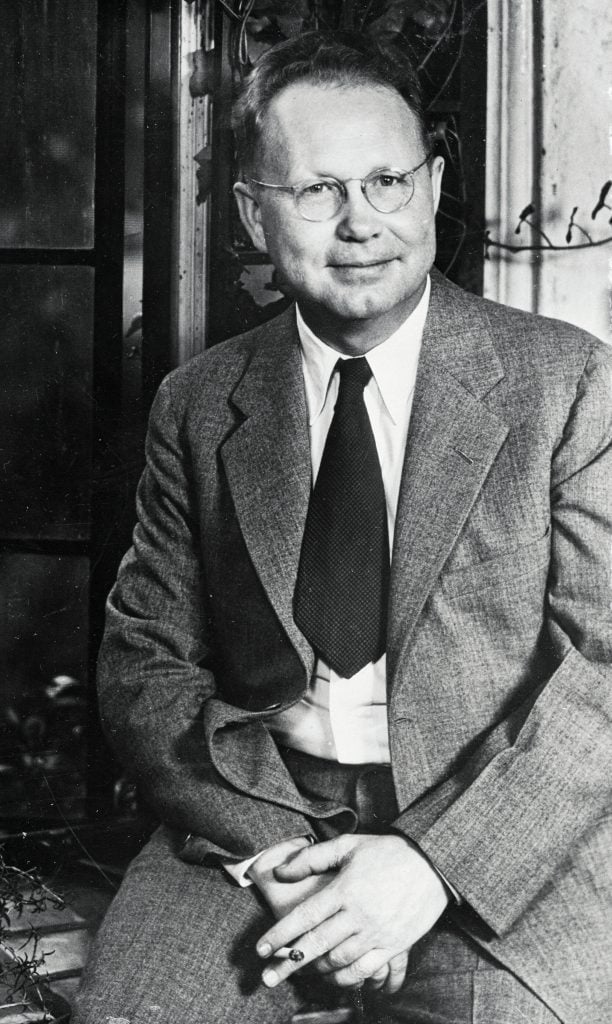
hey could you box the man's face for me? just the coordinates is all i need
[234,81,444,351]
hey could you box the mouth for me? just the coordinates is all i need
[328,258,397,277]
[329,258,394,269]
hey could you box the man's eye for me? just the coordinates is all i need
[302,181,335,196]
[376,173,402,188]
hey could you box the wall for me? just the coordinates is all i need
[485,0,612,344]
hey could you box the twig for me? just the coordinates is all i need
[214,0,242,23]
[427,0,465,108]
[3,866,64,909]
[418,0,458,70]
[41,775,117,891]
[486,189,612,256]
[566,207,592,244]
[485,232,612,254]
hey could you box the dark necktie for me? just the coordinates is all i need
[294,357,390,677]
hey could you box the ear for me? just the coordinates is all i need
[233,181,268,254]
[430,156,445,215]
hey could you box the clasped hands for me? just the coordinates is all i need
[248,833,449,996]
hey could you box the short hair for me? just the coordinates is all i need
[232,30,429,174]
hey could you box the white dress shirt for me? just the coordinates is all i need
[266,277,429,764]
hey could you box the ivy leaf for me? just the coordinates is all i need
[515,204,535,234]
[591,181,611,219]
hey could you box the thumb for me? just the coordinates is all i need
[274,835,353,881]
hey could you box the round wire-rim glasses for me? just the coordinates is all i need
[248,154,432,222]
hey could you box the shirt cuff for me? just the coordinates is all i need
[223,852,262,887]
[430,863,462,904]
[222,834,316,888]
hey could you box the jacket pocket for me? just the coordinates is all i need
[440,528,551,599]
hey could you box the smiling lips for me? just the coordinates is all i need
[330,257,395,270]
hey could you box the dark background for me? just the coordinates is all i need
[0,0,487,851]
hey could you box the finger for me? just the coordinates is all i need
[257,883,341,957]
[314,934,368,975]
[261,911,353,988]
[382,950,409,995]
[329,949,392,989]
[364,964,390,991]
[274,835,353,882]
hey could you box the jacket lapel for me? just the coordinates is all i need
[220,308,314,675]
[387,275,509,683]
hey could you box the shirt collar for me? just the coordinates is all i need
[297,275,430,426]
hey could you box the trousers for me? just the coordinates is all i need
[73,750,561,1024]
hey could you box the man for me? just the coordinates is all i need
[75,30,612,1024]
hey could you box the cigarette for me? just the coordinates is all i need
[274,947,305,962]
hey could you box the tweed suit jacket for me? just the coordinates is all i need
[98,271,612,1023]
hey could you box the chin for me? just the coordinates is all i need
[331,293,408,323]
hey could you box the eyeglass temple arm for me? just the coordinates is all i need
[248,178,296,192]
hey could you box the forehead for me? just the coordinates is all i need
[256,82,424,179]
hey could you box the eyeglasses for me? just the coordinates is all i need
[248,154,432,222]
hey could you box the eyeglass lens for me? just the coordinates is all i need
[295,172,415,221]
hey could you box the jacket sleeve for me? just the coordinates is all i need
[96,375,315,862]
[391,341,612,936]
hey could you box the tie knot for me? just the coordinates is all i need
[337,357,372,395]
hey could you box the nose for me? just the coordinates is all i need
[335,180,381,242]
